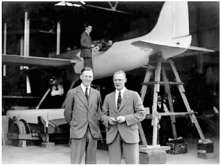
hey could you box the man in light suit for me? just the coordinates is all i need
[80,24,95,69]
[64,67,102,164]
[101,70,146,164]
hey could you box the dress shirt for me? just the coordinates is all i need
[115,87,126,107]
[81,83,90,96]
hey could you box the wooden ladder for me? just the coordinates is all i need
[141,59,205,146]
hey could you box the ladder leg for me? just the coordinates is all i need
[138,123,148,146]
[139,69,152,147]
[152,61,162,146]
[162,66,177,139]
[169,60,205,140]
[141,70,152,101]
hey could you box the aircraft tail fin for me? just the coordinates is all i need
[132,1,192,58]
[132,1,214,59]
[148,1,190,41]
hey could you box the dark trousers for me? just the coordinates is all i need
[108,133,139,164]
[84,57,93,69]
[70,128,97,164]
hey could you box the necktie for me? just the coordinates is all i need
[117,91,122,110]
[85,88,89,101]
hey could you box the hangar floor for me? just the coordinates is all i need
[1,137,219,164]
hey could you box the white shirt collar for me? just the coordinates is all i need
[116,87,126,97]
[85,31,90,36]
[81,83,90,94]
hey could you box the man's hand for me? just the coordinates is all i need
[90,44,95,48]
[116,116,125,124]
[109,117,117,125]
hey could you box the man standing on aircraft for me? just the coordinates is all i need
[64,67,102,164]
[101,70,146,164]
[80,24,95,69]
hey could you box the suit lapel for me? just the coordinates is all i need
[110,92,117,112]
[118,90,129,112]
[88,88,95,108]
[76,86,89,109]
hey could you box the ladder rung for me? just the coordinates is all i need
[142,81,183,85]
[141,65,156,70]
[156,112,194,116]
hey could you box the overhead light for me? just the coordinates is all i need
[73,4,81,7]
[55,1,82,7]
[55,1,66,6]
[55,1,74,6]
[66,2,74,6]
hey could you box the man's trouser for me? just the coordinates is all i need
[70,128,97,164]
[108,133,139,164]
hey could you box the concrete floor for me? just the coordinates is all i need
[1,137,219,164]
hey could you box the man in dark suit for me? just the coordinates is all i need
[80,24,95,69]
[64,67,102,164]
[101,70,146,164]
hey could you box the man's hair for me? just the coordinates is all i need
[113,70,126,78]
[84,24,92,29]
[81,67,93,74]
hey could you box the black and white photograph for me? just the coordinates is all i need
[1,0,219,164]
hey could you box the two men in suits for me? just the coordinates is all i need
[64,67,102,164]
[101,70,146,164]
[80,24,95,69]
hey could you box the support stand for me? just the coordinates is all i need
[139,58,213,163]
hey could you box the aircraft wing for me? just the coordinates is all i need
[2,51,81,67]
[132,40,215,53]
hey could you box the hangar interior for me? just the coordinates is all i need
[1,1,219,164]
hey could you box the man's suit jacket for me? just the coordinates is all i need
[101,89,146,144]
[64,85,102,139]
[80,31,92,58]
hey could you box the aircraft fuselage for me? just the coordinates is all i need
[74,36,156,79]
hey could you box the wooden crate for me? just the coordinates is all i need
[197,150,216,159]
[166,142,187,154]
[197,142,214,153]
[139,150,166,164]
